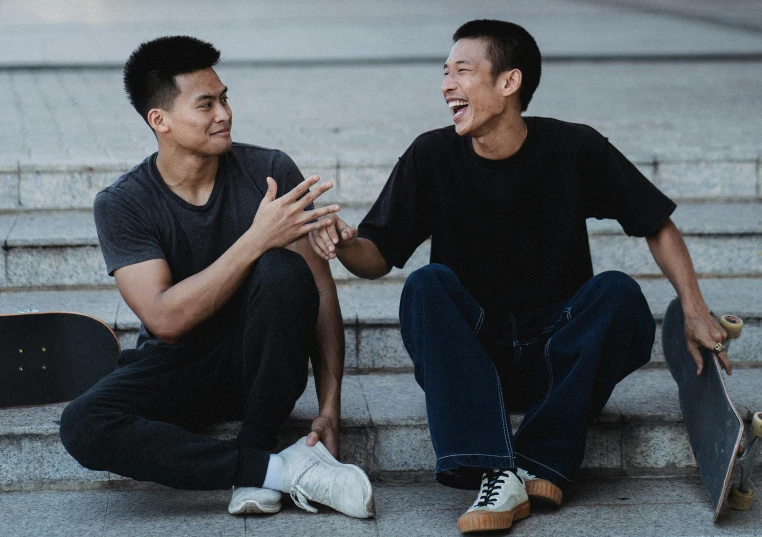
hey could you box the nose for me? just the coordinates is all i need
[441,73,457,97]
[214,102,231,123]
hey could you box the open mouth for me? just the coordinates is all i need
[448,100,469,121]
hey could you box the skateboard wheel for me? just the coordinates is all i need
[720,315,743,339]
[753,412,762,439]
[728,483,754,511]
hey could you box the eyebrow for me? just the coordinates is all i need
[195,86,228,101]
[443,60,472,69]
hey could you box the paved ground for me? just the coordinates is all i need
[0,477,760,537]
[1,0,761,67]
[1,60,760,165]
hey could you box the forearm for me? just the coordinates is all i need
[151,235,264,342]
[311,282,345,419]
[646,218,707,315]
[337,238,390,280]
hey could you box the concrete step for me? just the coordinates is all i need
[1,202,761,289]
[2,152,761,213]
[1,369,760,491]
[1,277,761,370]
[1,61,761,207]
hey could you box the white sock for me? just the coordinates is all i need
[262,454,283,491]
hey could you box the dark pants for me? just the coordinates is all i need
[59,248,319,490]
[399,264,654,490]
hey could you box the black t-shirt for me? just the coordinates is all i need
[358,117,676,315]
[94,142,307,347]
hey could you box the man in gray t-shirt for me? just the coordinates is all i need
[59,36,374,520]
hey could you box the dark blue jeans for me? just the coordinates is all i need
[399,264,654,490]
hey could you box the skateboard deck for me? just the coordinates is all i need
[662,298,744,522]
[0,312,119,408]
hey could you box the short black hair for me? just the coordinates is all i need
[453,20,542,112]
[123,36,221,124]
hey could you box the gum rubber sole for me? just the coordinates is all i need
[525,479,563,506]
[457,500,531,533]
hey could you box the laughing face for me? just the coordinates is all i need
[442,38,510,137]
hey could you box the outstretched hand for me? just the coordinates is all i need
[684,310,731,375]
[249,175,339,251]
[307,415,339,458]
[308,214,358,260]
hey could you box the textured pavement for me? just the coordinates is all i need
[1,61,761,165]
[0,477,760,537]
[1,0,761,67]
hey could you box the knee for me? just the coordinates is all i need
[402,264,455,303]
[590,271,653,328]
[251,248,318,305]
[59,397,104,470]
[590,271,646,306]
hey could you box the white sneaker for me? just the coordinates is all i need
[516,467,563,506]
[457,469,530,533]
[228,486,282,515]
[278,436,374,518]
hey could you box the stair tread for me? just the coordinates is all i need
[3,202,762,247]
[2,369,760,437]
[2,278,762,328]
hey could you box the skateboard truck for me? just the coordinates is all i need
[728,411,762,510]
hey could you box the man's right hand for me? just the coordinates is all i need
[308,214,358,260]
[248,175,339,252]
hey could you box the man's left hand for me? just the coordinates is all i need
[307,415,340,458]
[684,310,731,375]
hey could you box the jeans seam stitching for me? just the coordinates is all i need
[437,453,516,461]
[515,453,572,482]
[492,364,514,466]
[473,307,485,336]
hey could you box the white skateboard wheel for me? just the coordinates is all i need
[728,483,754,511]
[753,412,762,439]
[720,315,743,339]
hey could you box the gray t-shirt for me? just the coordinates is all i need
[94,142,308,347]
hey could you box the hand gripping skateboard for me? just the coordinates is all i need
[662,297,762,522]
[0,312,119,408]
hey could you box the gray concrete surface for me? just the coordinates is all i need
[0,477,759,536]
[3,277,762,366]
[2,202,761,289]
[2,370,761,490]
[0,61,760,173]
[1,0,762,68]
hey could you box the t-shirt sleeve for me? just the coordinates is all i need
[272,151,314,211]
[581,128,676,237]
[357,141,434,268]
[93,190,165,276]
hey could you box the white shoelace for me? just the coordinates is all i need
[290,485,317,513]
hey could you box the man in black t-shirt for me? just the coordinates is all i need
[308,20,732,534]
[59,36,374,520]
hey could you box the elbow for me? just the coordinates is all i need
[146,317,186,345]
[367,262,393,281]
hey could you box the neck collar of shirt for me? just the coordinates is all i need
[465,116,537,169]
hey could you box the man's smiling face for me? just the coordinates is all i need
[162,67,233,156]
[441,38,508,137]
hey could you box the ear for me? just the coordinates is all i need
[147,108,170,134]
[499,68,522,99]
